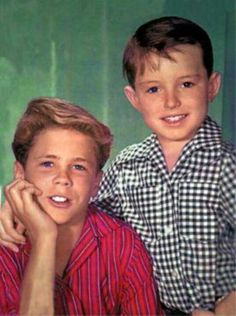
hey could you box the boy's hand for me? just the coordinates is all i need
[191,292,236,316]
[215,291,236,316]
[5,178,57,244]
[192,310,214,316]
[0,199,26,252]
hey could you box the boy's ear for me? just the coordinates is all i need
[208,72,221,102]
[14,161,25,180]
[91,171,103,198]
[124,85,140,111]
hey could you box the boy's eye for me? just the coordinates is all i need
[147,86,159,93]
[73,164,86,171]
[41,161,53,168]
[182,81,194,88]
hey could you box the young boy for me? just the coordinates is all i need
[94,17,236,315]
[0,97,163,315]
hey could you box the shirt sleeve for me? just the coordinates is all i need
[220,152,236,228]
[218,150,236,293]
[0,249,20,315]
[120,230,164,316]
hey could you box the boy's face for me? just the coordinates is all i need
[124,44,221,150]
[15,127,101,227]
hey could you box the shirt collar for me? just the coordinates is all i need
[135,116,222,161]
[190,116,222,151]
[65,206,121,275]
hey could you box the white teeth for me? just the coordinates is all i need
[164,115,185,122]
[51,196,67,203]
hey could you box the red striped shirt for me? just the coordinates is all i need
[0,206,163,315]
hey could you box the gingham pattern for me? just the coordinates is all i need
[94,116,236,313]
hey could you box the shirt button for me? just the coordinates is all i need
[164,225,173,235]
[172,269,179,278]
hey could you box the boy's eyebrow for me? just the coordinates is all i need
[35,154,58,160]
[73,157,90,164]
[137,79,161,85]
[178,74,201,79]
[36,154,60,160]
[137,74,201,84]
[36,154,89,163]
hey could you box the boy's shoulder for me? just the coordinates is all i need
[208,117,236,161]
[195,116,235,155]
[221,143,236,174]
[88,206,153,277]
[88,205,141,238]
[221,140,236,158]
[113,134,157,165]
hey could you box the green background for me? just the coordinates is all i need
[0,0,235,186]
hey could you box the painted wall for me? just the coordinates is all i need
[0,0,235,186]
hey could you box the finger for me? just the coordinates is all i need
[21,186,43,216]
[0,200,26,243]
[4,178,24,194]
[15,218,26,235]
[5,179,42,203]
[4,179,27,213]
[5,180,43,234]
[1,217,26,243]
[6,180,35,217]
[0,240,20,252]
[7,179,42,202]
[3,199,12,210]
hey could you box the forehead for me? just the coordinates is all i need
[135,44,204,79]
[29,127,97,161]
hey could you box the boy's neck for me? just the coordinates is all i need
[160,140,187,172]
[55,218,86,277]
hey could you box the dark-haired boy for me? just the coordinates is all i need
[95,17,236,316]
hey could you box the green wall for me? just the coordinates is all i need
[0,0,235,186]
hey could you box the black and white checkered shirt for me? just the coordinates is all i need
[94,116,236,313]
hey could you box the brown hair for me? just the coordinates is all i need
[123,16,214,87]
[12,97,113,170]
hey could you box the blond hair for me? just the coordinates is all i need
[12,97,113,169]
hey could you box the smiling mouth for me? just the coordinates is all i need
[49,195,70,204]
[162,114,187,123]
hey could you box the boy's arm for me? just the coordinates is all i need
[220,153,236,228]
[190,151,236,316]
[20,234,56,316]
[5,178,58,316]
[0,234,56,316]
[218,153,236,315]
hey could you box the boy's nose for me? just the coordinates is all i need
[54,171,72,187]
[164,91,181,109]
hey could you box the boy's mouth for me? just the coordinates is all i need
[50,195,68,202]
[49,195,71,207]
[162,114,187,123]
